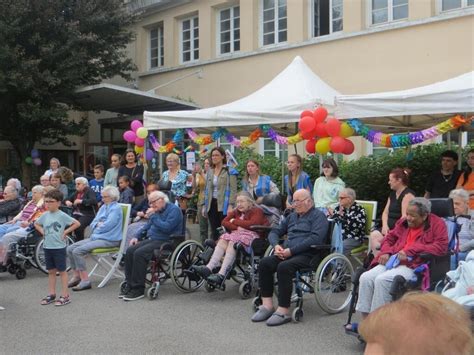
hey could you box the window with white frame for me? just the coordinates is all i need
[181,16,199,63]
[371,0,408,25]
[218,6,240,55]
[150,24,164,69]
[261,0,287,46]
[441,0,474,11]
[259,138,287,161]
[312,0,343,37]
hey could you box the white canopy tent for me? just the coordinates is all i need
[334,71,474,131]
[144,56,340,131]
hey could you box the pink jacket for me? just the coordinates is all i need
[372,213,448,269]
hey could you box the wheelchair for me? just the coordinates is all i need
[170,193,284,299]
[252,218,355,322]
[0,229,74,279]
[344,198,462,335]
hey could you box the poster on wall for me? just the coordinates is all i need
[186,151,196,171]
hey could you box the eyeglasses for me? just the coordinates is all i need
[292,197,309,204]
[45,200,58,203]
[149,198,162,204]
[338,196,349,200]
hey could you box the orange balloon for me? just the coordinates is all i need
[326,118,341,137]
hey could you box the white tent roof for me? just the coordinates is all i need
[144,56,340,130]
[335,71,474,119]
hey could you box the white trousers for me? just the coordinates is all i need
[356,264,415,314]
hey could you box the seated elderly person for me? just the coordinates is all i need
[192,191,269,286]
[0,185,45,265]
[346,197,448,335]
[123,184,159,251]
[67,186,123,291]
[65,177,97,241]
[449,189,473,269]
[119,191,182,301]
[0,186,22,223]
[328,187,366,255]
[251,189,329,326]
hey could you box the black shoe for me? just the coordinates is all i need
[123,289,144,301]
[333,284,347,293]
[118,285,131,299]
[207,273,225,286]
[191,265,211,279]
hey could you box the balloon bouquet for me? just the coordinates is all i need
[123,120,155,161]
[299,106,355,155]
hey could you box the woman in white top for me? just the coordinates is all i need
[104,154,121,187]
[44,157,60,177]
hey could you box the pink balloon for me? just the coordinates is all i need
[145,149,154,161]
[130,120,143,132]
[33,158,42,166]
[123,130,136,143]
[135,137,145,147]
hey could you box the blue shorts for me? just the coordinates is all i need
[44,247,67,272]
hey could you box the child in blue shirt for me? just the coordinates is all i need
[35,189,80,306]
[89,164,105,204]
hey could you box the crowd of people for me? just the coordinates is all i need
[0,148,473,346]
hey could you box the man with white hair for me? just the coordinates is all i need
[120,191,182,301]
[252,189,329,326]
[0,186,21,223]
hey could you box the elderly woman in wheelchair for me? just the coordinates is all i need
[191,191,269,288]
[345,197,449,336]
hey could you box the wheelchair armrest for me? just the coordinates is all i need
[309,244,331,250]
[418,253,448,262]
[203,239,216,249]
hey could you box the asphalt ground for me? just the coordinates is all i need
[0,223,365,355]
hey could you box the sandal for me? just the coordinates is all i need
[40,294,56,305]
[54,295,71,307]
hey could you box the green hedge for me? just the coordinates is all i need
[234,143,472,218]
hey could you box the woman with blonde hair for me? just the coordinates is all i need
[284,154,311,208]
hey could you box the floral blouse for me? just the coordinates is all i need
[162,169,190,198]
[333,203,367,241]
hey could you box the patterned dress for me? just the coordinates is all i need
[333,203,367,241]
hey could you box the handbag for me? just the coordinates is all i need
[178,196,188,210]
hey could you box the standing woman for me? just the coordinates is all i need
[118,149,144,204]
[65,177,97,241]
[242,159,279,204]
[369,168,415,255]
[192,159,210,243]
[104,154,121,187]
[313,157,345,213]
[44,157,60,177]
[457,149,474,210]
[284,154,312,208]
[203,147,238,241]
[161,153,190,207]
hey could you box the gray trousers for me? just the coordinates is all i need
[355,264,415,314]
[67,239,120,271]
[0,228,29,264]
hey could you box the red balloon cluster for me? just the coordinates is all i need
[298,106,355,155]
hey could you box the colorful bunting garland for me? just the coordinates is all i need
[347,115,471,148]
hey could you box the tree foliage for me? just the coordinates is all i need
[0,0,136,183]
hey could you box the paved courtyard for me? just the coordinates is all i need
[0,223,364,354]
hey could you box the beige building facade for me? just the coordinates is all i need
[126,0,473,159]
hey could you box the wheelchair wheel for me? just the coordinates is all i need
[147,284,159,300]
[170,240,205,293]
[8,264,17,274]
[239,280,252,299]
[16,268,26,280]
[292,307,303,322]
[34,236,75,274]
[314,253,354,314]
[252,296,262,311]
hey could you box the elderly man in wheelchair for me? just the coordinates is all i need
[345,197,448,336]
[119,191,182,301]
[251,189,329,326]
